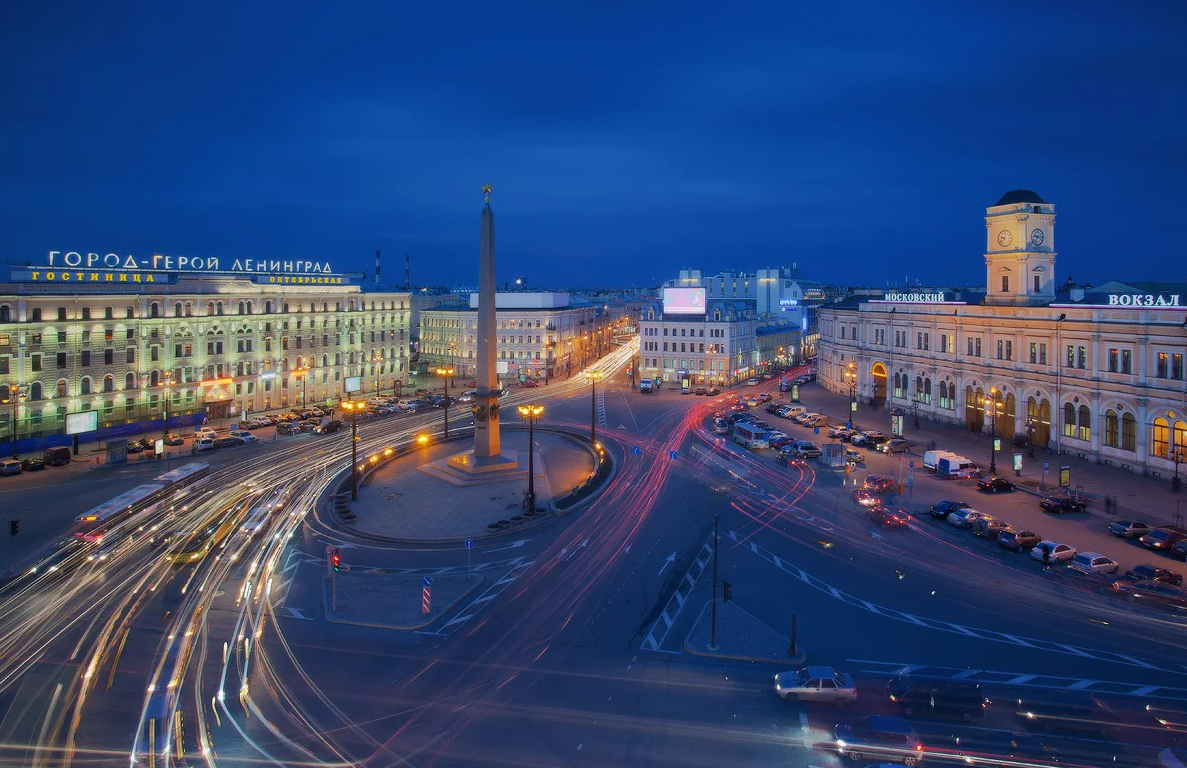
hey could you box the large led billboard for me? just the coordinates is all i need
[66,410,98,435]
[344,376,363,393]
[662,287,707,315]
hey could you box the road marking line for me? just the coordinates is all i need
[1114,654,1159,670]
[638,531,714,652]
[1133,685,1160,696]
[1067,679,1099,690]
[798,709,811,748]
[284,607,313,620]
[1054,643,1095,658]
[1007,674,1037,685]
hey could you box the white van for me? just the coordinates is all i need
[936,455,977,477]
[782,405,806,417]
[923,450,961,471]
[395,397,418,409]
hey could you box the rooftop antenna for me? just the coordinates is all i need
[375,250,380,288]
[405,253,410,290]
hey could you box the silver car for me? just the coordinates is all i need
[774,666,857,705]
[947,508,989,528]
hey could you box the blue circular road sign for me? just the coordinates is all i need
[422,576,432,587]
[464,539,474,550]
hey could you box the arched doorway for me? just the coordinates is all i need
[965,386,985,431]
[870,362,887,407]
[1000,391,1016,439]
[1027,396,1051,447]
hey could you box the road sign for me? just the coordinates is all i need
[909,459,915,469]
[632,445,642,456]
[464,539,474,550]
[669,450,678,460]
[907,473,913,487]
[1043,461,1050,474]
[813,426,820,435]
[846,420,852,430]
[422,576,432,587]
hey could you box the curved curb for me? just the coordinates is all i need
[316,426,617,547]
[682,637,808,667]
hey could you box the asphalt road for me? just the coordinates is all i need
[0,345,1184,768]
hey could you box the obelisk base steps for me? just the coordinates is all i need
[445,449,520,475]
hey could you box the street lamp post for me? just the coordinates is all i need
[983,387,1000,476]
[5,384,25,459]
[843,362,857,425]
[435,367,454,438]
[912,395,920,430]
[342,401,361,500]
[517,404,544,512]
[586,370,604,446]
[294,365,308,409]
[1173,446,1184,492]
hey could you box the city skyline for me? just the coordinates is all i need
[2,2,1185,288]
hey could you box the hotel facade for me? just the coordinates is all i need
[0,254,412,443]
[818,190,1187,479]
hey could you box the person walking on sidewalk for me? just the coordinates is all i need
[1041,543,1052,572]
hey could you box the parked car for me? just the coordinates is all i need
[851,431,885,447]
[1029,541,1077,563]
[972,518,1013,540]
[947,508,989,528]
[978,476,1016,493]
[789,440,822,459]
[191,438,215,453]
[21,457,46,471]
[833,715,924,766]
[879,439,911,455]
[843,448,865,464]
[315,420,344,434]
[774,666,857,704]
[520,379,539,388]
[1111,579,1187,610]
[228,430,259,445]
[125,440,143,454]
[998,529,1042,552]
[163,434,184,446]
[1174,540,1187,560]
[887,672,989,722]
[695,387,707,396]
[930,500,970,519]
[1040,495,1087,514]
[214,436,239,449]
[707,387,721,396]
[1142,527,1187,552]
[1,460,21,476]
[869,506,910,528]
[1110,520,1153,538]
[1124,565,1182,586]
[1071,552,1120,575]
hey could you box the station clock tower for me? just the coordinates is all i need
[984,189,1057,306]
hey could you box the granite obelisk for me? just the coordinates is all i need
[473,184,501,458]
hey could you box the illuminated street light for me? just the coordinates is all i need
[517,404,544,512]
[435,367,454,438]
[586,370,604,446]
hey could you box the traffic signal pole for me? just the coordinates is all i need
[708,514,719,651]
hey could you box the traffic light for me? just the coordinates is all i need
[722,580,733,602]
[331,550,341,573]
[9,520,18,537]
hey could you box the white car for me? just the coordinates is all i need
[1070,552,1119,575]
[946,508,989,528]
[774,666,857,704]
[1030,540,1077,563]
[745,378,759,386]
[191,438,215,453]
[195,428,217,440]
[228,430,258,444]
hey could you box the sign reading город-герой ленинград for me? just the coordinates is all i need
[8,250,346,285]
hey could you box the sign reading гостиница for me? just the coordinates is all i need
[13,250,346,285]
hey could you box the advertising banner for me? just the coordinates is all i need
[662,287,707,315]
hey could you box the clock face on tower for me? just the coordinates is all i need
[997,230,1013,247]
[1030,228,1045,246]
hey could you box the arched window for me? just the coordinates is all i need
[173,303,181,317]
[30,382,43,400]
[0,305,9,323]
[126,306,136,319]
[1104,410,1119,447]
[1122,413,1137,452]
[265,300,273,314]
[1152,417,1170,458]
[238,301,246,315]
[1063,403,1077,438]
[923,378,932,404]
[348,300,356,311]
[103,375,114,393]
[1077,404,1091,441]
[335,352,342,366]
[80,377,92,395]
[125,372,136,390]
[2,384,12,402]
[1176,420,1187,455]
[283,303,290,313]
[185,302,193,317]
[150,370,160,387]
[149,302,160,318]
[216,302,224,316]
[323,302,328,312]
[208,302,216,315]
[322,354,329,367]
[56,379,68,398]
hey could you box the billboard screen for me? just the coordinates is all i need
[344,376,363,393]
[66,410,98,435]
[662,287,707,315]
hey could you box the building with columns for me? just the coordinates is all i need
[0,259,411,444]
[818,189,1187,479]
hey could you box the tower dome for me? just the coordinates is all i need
[994,189,1047,207]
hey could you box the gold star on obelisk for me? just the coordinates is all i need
[482,184,492,203]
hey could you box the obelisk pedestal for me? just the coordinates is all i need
[447,186,518,475]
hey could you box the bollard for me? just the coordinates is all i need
[789,614,798,658]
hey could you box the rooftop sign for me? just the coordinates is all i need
[10,250,345,285]
[1051,292,1184,310]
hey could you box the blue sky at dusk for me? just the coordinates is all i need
[1,1,1184,289]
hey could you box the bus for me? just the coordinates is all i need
[734,422,769,449]
[167,514,238,564]
[75,462,210,542]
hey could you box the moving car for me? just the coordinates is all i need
[843,448,865,464]
[863,475,895,493]
[977,476,1016,493]
[745,378,759,386]
[853,489,881,507]
[1070,552,1120,575]
[887,672,989,721]
[706,387,721,395]
[774,666,857,704]
[868,507,909,528]
[1124,565,1183,586]
[834,715,924,766]
[315,420,343,434]
[949,730,1060,766]
[1111,580,1187,610]
[1109,520,1153,538]
[694,387,707,396]
[788,440,822,459]
[1014,694,1120,738]
[1040,495,1087,514]
[1029,541,1076,563]
[520,379,539,388]
[998,529,1041,551]
[125,440,143,454]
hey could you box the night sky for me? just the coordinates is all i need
[2,2,1184,289]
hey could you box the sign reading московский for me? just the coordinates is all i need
[46,250,338,275]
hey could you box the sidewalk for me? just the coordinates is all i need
[799,383,1187,528]
[684,599,806,665]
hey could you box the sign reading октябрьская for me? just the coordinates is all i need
[11,250,345,284]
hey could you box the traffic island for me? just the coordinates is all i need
[323,570,485,631]
[684,599,806,665]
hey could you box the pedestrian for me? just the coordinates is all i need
[1041,543,1051,572]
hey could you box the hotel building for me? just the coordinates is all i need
[0,255,411,444]
[818,190,1187,478]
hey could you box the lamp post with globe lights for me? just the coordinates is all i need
[982,387,1001,475]
[341,401,362,499]
[586,370,604,446]
[435,367,454,437]
[517,404,544,512]
[4,384,26,459]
